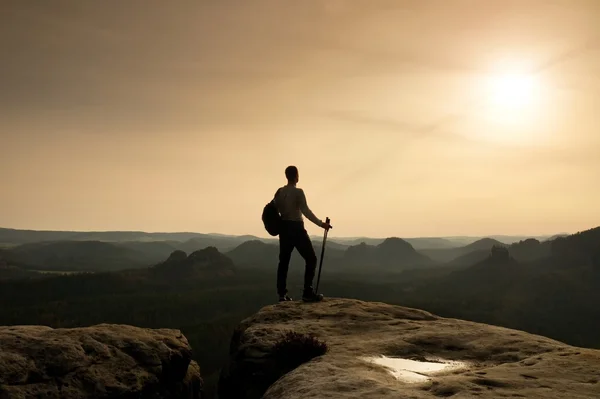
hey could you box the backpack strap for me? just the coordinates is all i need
[271,188,281,204]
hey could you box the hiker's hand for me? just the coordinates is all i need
[321,221,333,230]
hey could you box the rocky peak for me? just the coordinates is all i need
[166,250,187,263]
[219,298,600,399]
[520,238,541,245]
[153,247,235,279]
[377,237,413,250]
[234,240,268,250]
[188,246,225,264]
[0,324,202,398]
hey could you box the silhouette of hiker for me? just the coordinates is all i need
[274,166,332,302]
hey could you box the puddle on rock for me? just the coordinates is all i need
[362,356,467,383]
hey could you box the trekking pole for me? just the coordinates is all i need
[315,217,330,294]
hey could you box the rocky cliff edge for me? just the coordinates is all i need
[0,324,202,398]
[219,298,600,399]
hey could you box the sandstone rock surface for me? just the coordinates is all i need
[0,324,202,398]
[219,298,600,398]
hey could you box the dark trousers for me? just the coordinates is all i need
[277,220,317,296]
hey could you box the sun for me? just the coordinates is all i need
[467,61,550,144]
[481,62,544,124]
[487,73,537,109]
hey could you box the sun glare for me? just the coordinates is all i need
[487,73,537,109]
[467,59,552,144]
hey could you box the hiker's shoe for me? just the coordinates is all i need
[302,289,323,303]
[279,295,293,302]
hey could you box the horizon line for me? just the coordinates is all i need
[0,225,574,241]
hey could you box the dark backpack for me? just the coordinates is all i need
[262,189,282,236]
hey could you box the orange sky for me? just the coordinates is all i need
[1,0,599,238]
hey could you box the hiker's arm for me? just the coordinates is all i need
[298,189,323,227]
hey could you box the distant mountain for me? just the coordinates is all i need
[343,237,434,271]
[1,226,583,276]
[116,241,179,263]
[177,238,224,254]
[151,247,235,280]
[486,234,558,244]
[405,228,600,348]
[544,233,570,241]
[310,239,348,251]
[448,250,520,282]
[329,237,386,246]
[403,237,459,250]
[174,236,276,254]
[413,226,600,303]
[509,238,552,263]
[549,227,600,268]
[312,241,346,261]
[412,254,525,307]
[341,242,375,266]
[0,227,170,243]
[226,240,279,268]
[466,238,505,250]
[0,250,44,280]
[436,235,560,247]
[377,237,429,264]
[1,227,568,252]
[5,241,151,272]
[0,227,275,251]
[320,236,509,250]
[0,228,79,245]
[445,249,489,267]
[427,237,554,267]
[226,239,345,271]
[328,237,458,250]
[420,238,506,263]
[1,234,347,276]
[315,236,461,249]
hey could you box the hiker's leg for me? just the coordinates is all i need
[277,225,294,296]
[295,225,318,292]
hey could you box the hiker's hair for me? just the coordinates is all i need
[285,165,298,181]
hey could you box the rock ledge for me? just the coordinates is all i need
[219,298,600,399]
[0,324,202,398]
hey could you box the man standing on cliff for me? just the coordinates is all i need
[274,165,333,303]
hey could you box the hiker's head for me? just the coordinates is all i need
[285,165,299,184]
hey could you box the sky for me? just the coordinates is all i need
[1,0,599,238]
